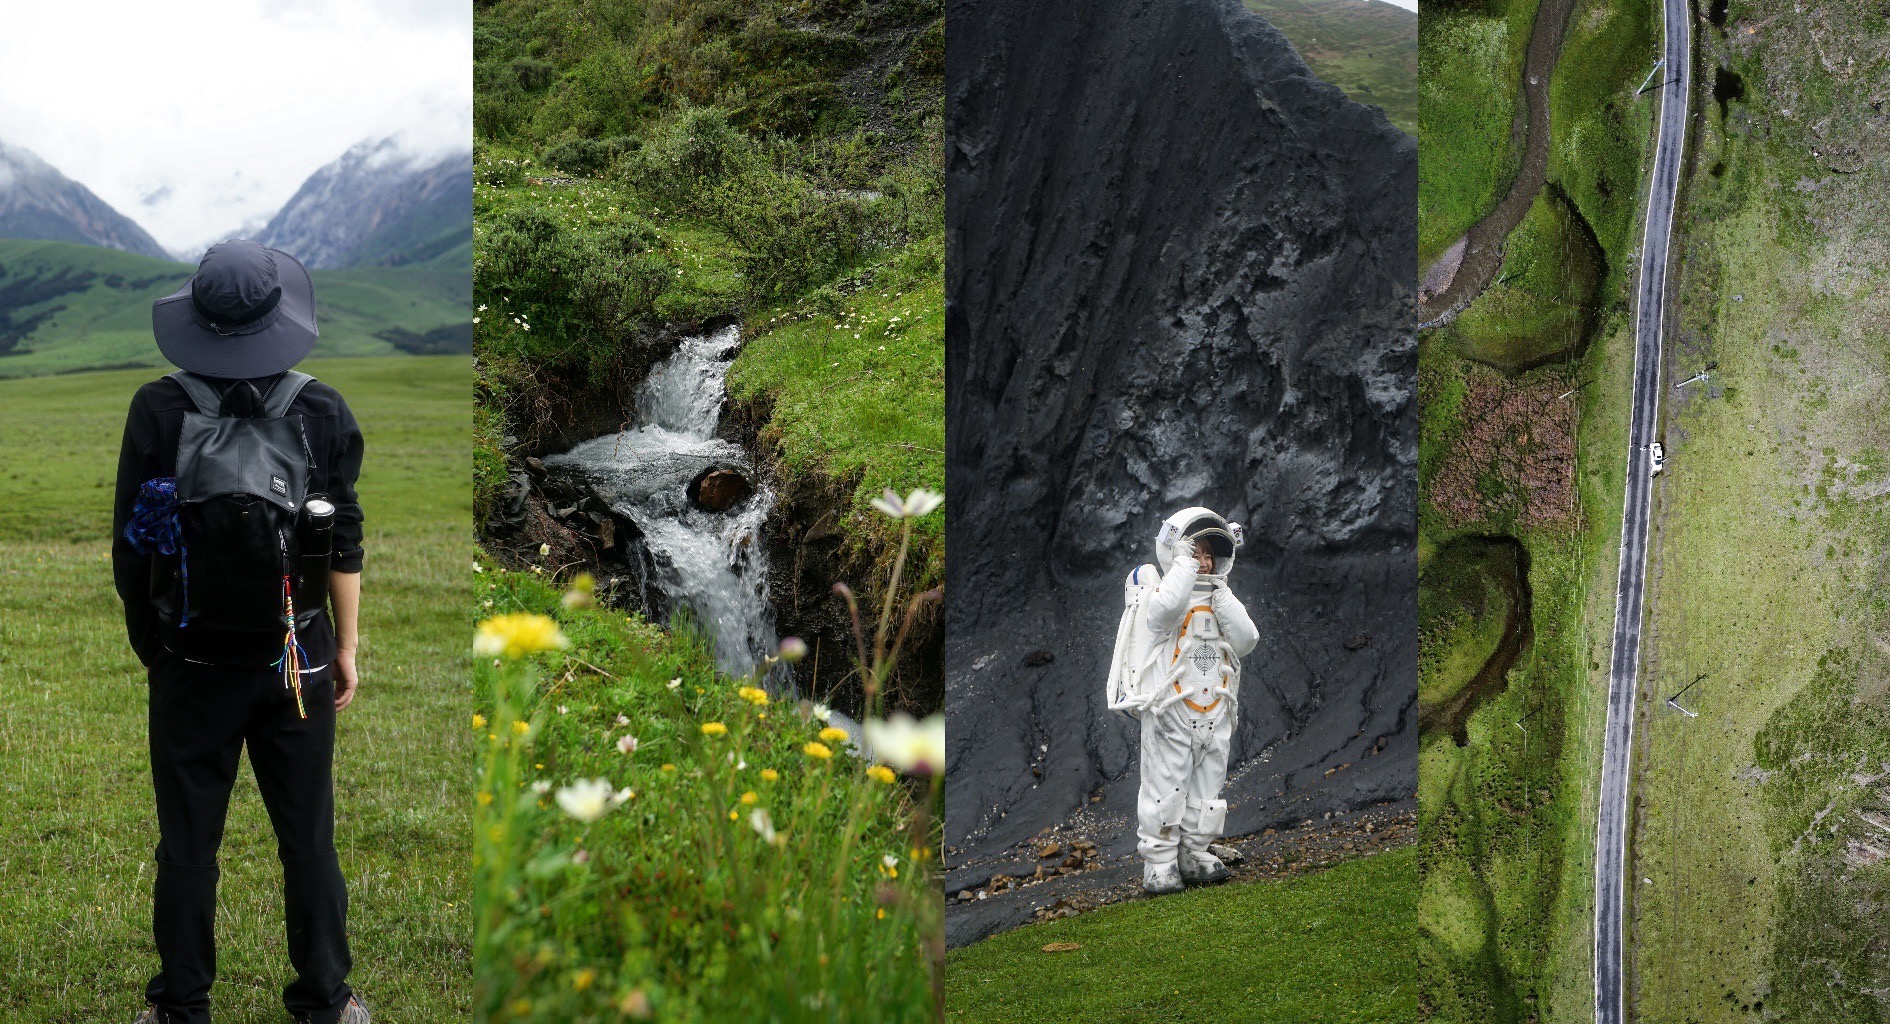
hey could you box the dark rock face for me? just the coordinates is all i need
[944,0,1416,944]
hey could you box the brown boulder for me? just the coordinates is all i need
[691,468,753,511]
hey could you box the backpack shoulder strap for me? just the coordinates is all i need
[263,371,316,419]
[166,371,222,416]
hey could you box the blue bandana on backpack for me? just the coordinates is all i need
[124,477,189,625]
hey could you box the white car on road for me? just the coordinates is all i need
[1649,441,1665,476]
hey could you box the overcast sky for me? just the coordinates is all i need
[0,0,470,258]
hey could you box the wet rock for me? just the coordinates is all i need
[1345,634,1372,651]
[1022,649,1055,667]
[944,0,1417,939]
[691,467,753,511]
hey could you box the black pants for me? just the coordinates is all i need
[145,635,353,1024]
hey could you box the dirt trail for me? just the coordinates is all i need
[1419,0,1579,327]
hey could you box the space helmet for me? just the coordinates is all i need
[1155,506,1245,576]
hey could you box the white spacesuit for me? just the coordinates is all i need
[1105,507,1259,894]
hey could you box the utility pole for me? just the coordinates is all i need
[1667,673,1706,717]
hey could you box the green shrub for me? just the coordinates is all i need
[710,168,872,301]
[616,106,758,206]
[478,208,672,359]
[542,135,640,177]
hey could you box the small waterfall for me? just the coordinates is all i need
[544,325,779,676]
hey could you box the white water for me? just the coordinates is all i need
[545,325,779,675]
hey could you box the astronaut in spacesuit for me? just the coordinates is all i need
[1107,507,1260,894]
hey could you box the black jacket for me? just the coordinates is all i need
[112,372,364,667]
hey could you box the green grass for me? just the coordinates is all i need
[1417,538,1519,716]
[0,239,472,378]
[472,564,938,1023]
[1242,0,1417,135]
[727,239,945,585]
[1546,0,1657,273]
[945,848,1420,1024]
[0,356,472,1020]
[1418,0,1536,267]
[1448,186,1602,370]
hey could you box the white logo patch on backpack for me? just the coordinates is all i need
[271,475,288,496]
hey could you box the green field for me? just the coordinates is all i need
[1243,0,1417,135]
[0,356,471,1019]
[1418,0,1536,267]
[1627,3,1890,1017]
[0,238,472,378]
[946,848,1420,1024]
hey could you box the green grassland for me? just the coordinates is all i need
[1628,5,1890,1016]
[1450,186,1603,371]
[473,0,944,576]
[1417,0,1658,1016]
[471,566,938,1022]
[946,848,1420,1024]
[0,356,471,1019]
[1418,0,1537,268]
[0,238,472,378]
[1242,0,1417,135]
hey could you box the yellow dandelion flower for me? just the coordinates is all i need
[476,791,493,806]
[803,741,833,760]
[729,809,739,821]
[701,722,728,737]
[877,907,886,920]
[738,685,770,706]
[867,765,897,784]
[471,713,488,730]
[761,768,780,782]
[740,791,758,805]
[573,968,594,991]
[511,720,531,736]
[661,763,677,773]
[819,726,849,745]
[472,613,569,659]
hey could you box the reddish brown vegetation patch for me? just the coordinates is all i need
[1431,366,1579,532]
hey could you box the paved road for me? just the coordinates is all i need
[1595,0,1690,1020]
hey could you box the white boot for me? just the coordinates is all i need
[1142,860,1184,895]
[1180,849,1230,885]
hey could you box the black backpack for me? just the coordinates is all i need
[151,370,329,669]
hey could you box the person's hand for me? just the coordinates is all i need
[334,645,360,712]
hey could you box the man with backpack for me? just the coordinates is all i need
[1105,507,1259,894]
[112,240,370,1024]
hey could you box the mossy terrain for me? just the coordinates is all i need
[1627,3,1890,1017]
[472,0,944,583]
[946,848,1421,1024]
[1417,0,1657,1017]
[1418,0,1537,267]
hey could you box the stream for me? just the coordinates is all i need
[543,326,780,676]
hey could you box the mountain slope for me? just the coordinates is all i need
[1244,0,1417,135]
[258,137,473,270]
[0,141,170,259]
[0,238,470,377]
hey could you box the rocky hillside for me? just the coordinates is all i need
[943,0,1416,943]
[0,140,169,259]
[258,136,473,269]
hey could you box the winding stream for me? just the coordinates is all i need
[544,326,780,676]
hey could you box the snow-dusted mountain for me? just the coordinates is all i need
[256,136,472,270]
[0,140,171,260]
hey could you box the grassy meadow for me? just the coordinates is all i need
[1417,0,1537,267]
[0,356,471,1020]
[946,848,1421,1024]
[1626,3,1890,1017]
[0,239,472,378]
[1242,0,1417,135]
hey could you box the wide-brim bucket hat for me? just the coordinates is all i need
[152,239,319,378]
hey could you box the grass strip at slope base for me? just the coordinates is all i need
[945,847,1419,1024]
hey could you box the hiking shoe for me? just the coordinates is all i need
[1180,851,1231,885]
[1142,861,1184,895]
[132,1007,162,1024]
[340,997,371,1024]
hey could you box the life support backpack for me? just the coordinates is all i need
[1106,566,1242,718]
[128,371,330,713]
